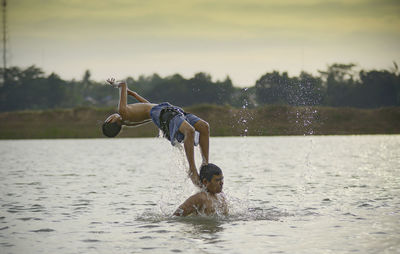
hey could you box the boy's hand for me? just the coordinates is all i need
[106,78,126,88]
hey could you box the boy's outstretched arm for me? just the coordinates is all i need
[127,89,150,103]
[106,78,128,117]
[106,78,150,104]
[179,121,201,188]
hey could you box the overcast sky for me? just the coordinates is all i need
[6,0,400,87]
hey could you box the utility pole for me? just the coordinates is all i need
[2,0,7,83]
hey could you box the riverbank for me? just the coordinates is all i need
[0,105,399,139]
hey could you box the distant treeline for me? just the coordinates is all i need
[0,63,399,112]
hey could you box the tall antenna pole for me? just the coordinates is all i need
[2,0,7,82]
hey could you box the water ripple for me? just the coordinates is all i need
[0,137,399,254]
[30,228,55,233]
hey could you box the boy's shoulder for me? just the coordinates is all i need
[192,191,217,203]
[191,191,207,200]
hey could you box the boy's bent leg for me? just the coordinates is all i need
[193,120,209,166]
[179,121,201,187]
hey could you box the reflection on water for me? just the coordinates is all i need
[0,136,400,254]
[177,216,224,238]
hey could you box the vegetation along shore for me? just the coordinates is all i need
[1,63,399,139]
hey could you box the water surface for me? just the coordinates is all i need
[0,136,399,253]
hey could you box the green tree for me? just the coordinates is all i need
[358,70,399,107]
[318,63,358,106]
[255,71,291,105]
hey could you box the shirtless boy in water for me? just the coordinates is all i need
[174,163,228,216]
[103,78,209,187]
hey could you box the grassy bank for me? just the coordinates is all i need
[0,105,399,139]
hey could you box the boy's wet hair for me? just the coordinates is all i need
[102,122,122,137]
[200,163,222,183]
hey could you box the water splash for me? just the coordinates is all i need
[224,194,291,222]
[284,75,322,135]
[157,142,200,217]
[137,193,291,223]
[236,88,254,136]
[292,107,319,135]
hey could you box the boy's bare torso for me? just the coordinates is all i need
[191,192,228,216]
[123,103,157,123]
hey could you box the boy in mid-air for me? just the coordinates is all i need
[102,78,209,187]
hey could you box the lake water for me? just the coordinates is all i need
[0,136,399,254]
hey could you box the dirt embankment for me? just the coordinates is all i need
[0,105,399,139]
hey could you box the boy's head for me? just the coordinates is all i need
[200,163,224,194]
[102,113,122,137]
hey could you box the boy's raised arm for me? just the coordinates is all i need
[127,89,150,103]
[106,78,128,117]
[106,78,150,104]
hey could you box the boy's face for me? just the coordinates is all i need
[105,113,122,125]
[205,174,224,194]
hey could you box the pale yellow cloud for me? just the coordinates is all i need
[7,0,400,85]
[10,0,400,40]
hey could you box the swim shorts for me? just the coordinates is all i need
[150,102,200,145]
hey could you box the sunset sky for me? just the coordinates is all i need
[7,0,400,87]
